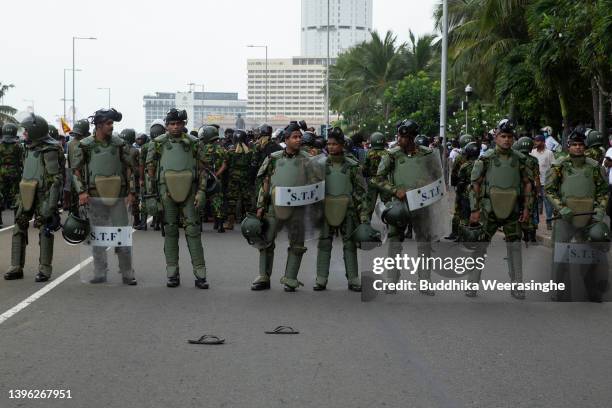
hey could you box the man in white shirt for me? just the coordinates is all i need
[541,126,561,153]
[531,134,555,229]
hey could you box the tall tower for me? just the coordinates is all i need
[301,0,373,58]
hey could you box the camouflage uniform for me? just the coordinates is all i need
[201,141,227,221]
[363,148,390,217]
[521,154,541,239]
[225,143,254,227]
[585,146,605,164]
[0,135,24,220]
[455,160,474,226]
[449,153,467,237]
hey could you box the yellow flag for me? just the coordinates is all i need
[60,117,71,134]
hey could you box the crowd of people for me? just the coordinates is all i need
[0,108,610,301]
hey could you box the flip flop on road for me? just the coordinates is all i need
[265,326,299,335]
[187,335,225,345]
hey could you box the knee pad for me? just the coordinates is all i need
[318,238,332,251]
[164,223,179,238]
[185,223,201,238]
[288,246,307,256]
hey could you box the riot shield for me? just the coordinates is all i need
[405,151,451,242]
[79,197,136,284]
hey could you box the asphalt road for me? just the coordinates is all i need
[1,213,611,408]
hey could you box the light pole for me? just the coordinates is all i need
[72,36,97,125]
[97,87,111,108]
[464,84,473,134]
[63,68,81,119]
[326,0,330,131]
[247,45,268,122]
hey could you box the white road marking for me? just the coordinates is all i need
[0,216,153,326]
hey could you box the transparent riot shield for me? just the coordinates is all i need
[550,221,611,302]
[79,197,136,284]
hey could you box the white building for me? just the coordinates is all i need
[143,91,247,131]
[301,0,373,58]
[247,57,336,125]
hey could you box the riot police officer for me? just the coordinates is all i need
[546,129,609,302]
[73,108,137,285]
[447,134,475,240]
[315,128,370,292]
[513,136,541,243]
[4,115,64,282]
[363,131,389,218]
[64,119,91,212]
[146,109,209,289]
[585,129,606,163]
[0,122,24,227]
[225,129,254,229]
[251,122,314,292]
[120,128,141,228]
[199,125,228,232]
[468,119,533,298]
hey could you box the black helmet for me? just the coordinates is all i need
[496,118,515,134]
[199,125,220,143]
[240,213,272,249]
[586,130,606,148]
[62,211,91,245]
[48,125,60,140]
[370,132,385,149]
[328,126,345,142]
[90,108,122,125]
[259,124,273,136]
[381,201,410,226]
[463,142,480,160]
[136,133,149,143]
[313,136,326,150]
[164,108,188,124]
[119,128,136,145]
[71,119,91,137]
[233,129,247,144]
[2,122,18,138]
[397,119,419,137]
[20,114,49,142]
[302,131,316,146]
[414,134,430,147]
[459,223,487,250]
[567,127,587,146]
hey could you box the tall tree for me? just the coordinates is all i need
[0,83,18,124]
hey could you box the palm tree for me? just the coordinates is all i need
[0,83,18,124]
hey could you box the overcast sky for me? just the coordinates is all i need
[2,0,439,131]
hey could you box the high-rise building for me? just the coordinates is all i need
[143,91,247,131]
[247,57,336,125]
[301,0,373,58]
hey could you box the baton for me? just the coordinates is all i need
[550,211,596,221]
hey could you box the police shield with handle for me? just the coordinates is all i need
[246,121,324,292]
[4,115,64,283]
[70,108,137,285]
[373,119,450,295]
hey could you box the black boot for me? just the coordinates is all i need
[4,269,24,280]
[167,275,180,287]
[35,272,50,283]
[195,278,209,289]
[216,218,225,233]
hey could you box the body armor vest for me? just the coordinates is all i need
[560,161,595,228]
[20,148,45,211]
[484,152,521,219]
[391,150,434,190]
[88,142,124,205]
[324,159,353,226]
[270,153,309,220]
[159,136,196,203]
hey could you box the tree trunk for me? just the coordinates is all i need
[592,78,600,130]
[598,86,606,136]
[558,90,570,150]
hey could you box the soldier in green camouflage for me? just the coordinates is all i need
[455,142,480,228]
[546,129,609,302]
[198,125,228,232]
[585,129,606,164]
[315,128,370,292]
[468,119,533,299]
[225,129,254,230]
[513,136,541,243]
[4,115,64,282]
[139,120,166,231]
[0,123,24,227]
[447,134,475,240]
[363,132,389,218]
[119,128,141,228]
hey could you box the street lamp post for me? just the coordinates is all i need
[464,84,473,134]
[72,36,97,125]
[97,87,111,108]
[326,0,330,131]
[247,45,268,122]
[63,68,81,119]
